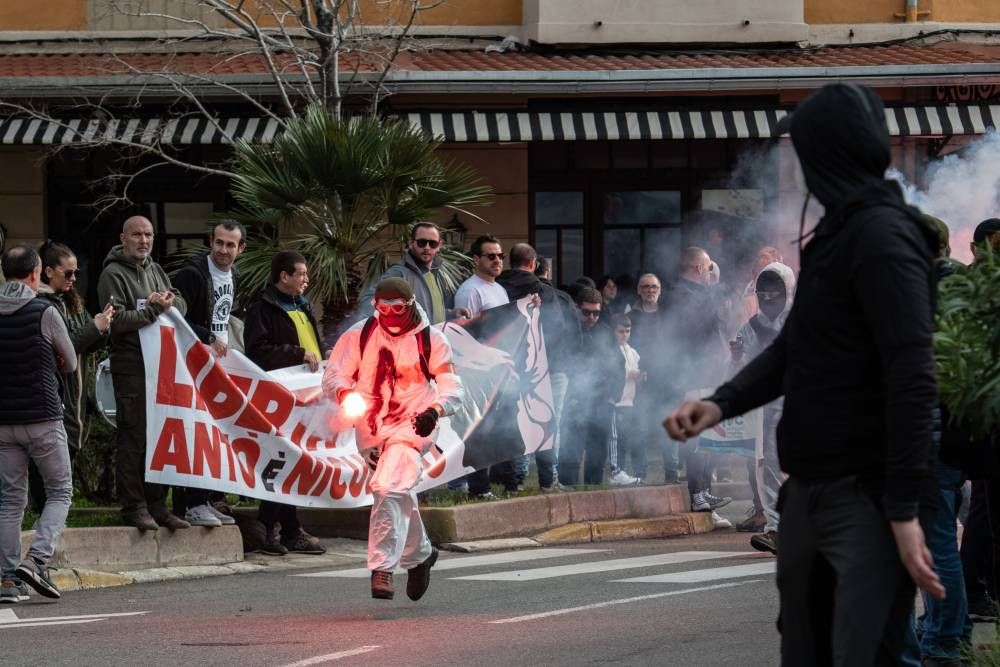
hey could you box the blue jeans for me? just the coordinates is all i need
[917,462,972,660]
[537,372,568,488]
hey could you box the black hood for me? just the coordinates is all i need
[790,84,890,210]
[497,268,542,300]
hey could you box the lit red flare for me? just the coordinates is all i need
[341,391,368,419]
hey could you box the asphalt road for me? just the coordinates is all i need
[1,506,781,667]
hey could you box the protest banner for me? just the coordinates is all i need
[138,299,554,508]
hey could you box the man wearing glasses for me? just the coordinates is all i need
[452,235,511,497]
[324,277,464,601]
[454,235,509,318]
[359,223,470,325]
[559,287,624,487]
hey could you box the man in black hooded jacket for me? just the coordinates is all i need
[665,83,944,664]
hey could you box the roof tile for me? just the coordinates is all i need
[0,43,999,79]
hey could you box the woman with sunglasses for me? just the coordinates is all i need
[31,242,114,504]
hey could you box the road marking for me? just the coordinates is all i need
[279,645,382,666]
[490,581,761,624]
[615,561,776,584]
[451,551,748,581]
[293,548,608,578]
[0,610,150,629]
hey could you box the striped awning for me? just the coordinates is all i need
[3,105,1000,145]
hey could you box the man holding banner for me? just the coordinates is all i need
[323,277,464,601]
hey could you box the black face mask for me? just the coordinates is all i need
[756,273,787,322]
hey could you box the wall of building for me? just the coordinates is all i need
[806,0,999,24]
[0,0,519,33]
[524,0,807,44]
[0,148,46,247]
[432,143,529,251]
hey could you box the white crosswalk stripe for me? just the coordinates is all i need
[293,548,609,578]
[450,550,748,582]
[615,561,776,584]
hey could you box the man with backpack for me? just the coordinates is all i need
[323,278,464,601]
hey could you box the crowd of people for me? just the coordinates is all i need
[2,80,1000,664]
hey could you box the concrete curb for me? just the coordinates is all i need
[47,545,367,593]
[534,512,716,545]
[294,484,692,543]
[22,525,244,573]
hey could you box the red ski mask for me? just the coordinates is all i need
[372,277,420,335]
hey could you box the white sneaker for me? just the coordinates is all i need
[207,504,236,525]
[711,511,732,530]
[185,504,223,527]
[609,470,639,486]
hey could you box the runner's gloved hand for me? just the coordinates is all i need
[362,447,381,471]
[412,407,439,437]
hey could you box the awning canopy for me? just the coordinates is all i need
[3,105,998,145]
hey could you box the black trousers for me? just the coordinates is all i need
[113,374,168,517]
[258,501,301,540]
[558,399,612,486]
[777,476,915,666]
[960,479,1000,604]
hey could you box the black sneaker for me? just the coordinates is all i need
[703,492,733,511]
[259,528,288,556]
[282,530,327,555]
[371,570,394,600]
[750,531,778,556]
[406,548,439,601]
[16,558,60,599]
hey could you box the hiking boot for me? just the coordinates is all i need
[750,530,778,556]
[371,570,394,600]
[0,578,29,603]
[540,481,567,494]
[609,469,640,486]
[16,558,60,599]
[711,511,733,529]
[259,527,288,556]
[123,509,159,532]
[736,509,767,533]
[207,504,236,526]
[282,529,327,555]
[185,504,223,527]
[406,548,439,602]
[152,512,191,530]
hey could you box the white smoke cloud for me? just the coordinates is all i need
[887,130,1000,264]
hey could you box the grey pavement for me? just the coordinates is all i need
[2,511,781,667]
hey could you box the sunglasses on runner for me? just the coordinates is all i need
[414,238,440,249]
[373,297,415,315]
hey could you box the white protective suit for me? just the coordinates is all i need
[322,305,463,571]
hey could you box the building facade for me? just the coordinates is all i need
[2,0,1000,297]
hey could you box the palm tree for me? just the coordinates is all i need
[229,105,492,338]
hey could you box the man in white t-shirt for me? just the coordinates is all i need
[172,220,246,528]
[451,235,515,497]
[454,235,509,317]
[608,313,641,486]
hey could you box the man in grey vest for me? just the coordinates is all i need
[0,245,78,602]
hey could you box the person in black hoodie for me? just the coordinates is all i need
[664,83,944,664]
[244,250,329,556]
[498,243,581,491]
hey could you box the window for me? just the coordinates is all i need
[533,191,585,286]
